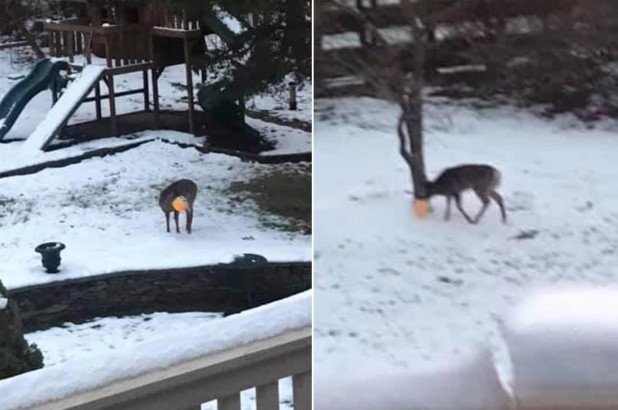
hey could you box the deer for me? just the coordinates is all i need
[425,164,507,225]
[158,179,198,234]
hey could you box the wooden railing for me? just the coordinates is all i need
[45,19,151,67]
[30,326,311,410]
[158,10,201,31]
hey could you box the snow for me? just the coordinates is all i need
[26,311,294,410]
[0,136,310,290]
[21,65,105,153]
[214,7,245,35]
[437,64,487,74]
[0,297,7,309]
[315,348,510,410]
[247,78,312,125]
[0,47,310,290]
[0,130,197,174]
[314,96,618,394]
[0,291,310,409]
[27,312,223,367]
[505,287,618,407]
[247,117,311,155]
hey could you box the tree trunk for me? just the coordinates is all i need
[401,12,428,199]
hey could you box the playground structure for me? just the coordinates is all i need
[45,0,208,138]
[0,0,261,152]
[0,59,71,142]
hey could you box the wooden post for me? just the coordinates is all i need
[218,394,241,410]
[76,32,83,55]
[86,28,93,64]
[143,69,150,111]
[104,37,112,68]
[107,75,118,136]
[256,381,279,409]
[121,32,128,66]
[95,82,102,119]
[184,38,195,134]
[61,31,67,56]
[293,371,311,410]
[114,33,121,67]
[67,31,75,63]
[152,68,160,113]
[289,81,297,110]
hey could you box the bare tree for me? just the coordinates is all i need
[316,0,618,210]
[318,0,440,201]
[0,0,47,59]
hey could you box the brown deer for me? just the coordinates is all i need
[426,164,506,224]
[159,179,198,234]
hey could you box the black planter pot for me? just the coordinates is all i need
[34,242,66,274]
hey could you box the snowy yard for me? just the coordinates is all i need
[314,97,618,390]
[0,47,311,290]
[0,137,310,289]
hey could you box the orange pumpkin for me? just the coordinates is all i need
[172,196,189,213]
[414,199,430,218]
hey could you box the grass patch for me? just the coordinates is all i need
[228,168,311,234]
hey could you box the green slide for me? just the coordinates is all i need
[0,58,70,141]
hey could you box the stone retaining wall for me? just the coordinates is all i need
[7,262,311,332]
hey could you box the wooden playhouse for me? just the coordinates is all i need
[44,0,214,137]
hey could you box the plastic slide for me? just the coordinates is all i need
[0,58,70,141]
[21,64,106,153]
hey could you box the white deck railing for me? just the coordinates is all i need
[32,326,311,410]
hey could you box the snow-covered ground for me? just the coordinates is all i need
[247,78,312,124]
[27,311,224,367]
[314,97,618,391]
[0,136,310,289]
[0,291,310,410]
[26,311,294,410]
[0,47,310,290]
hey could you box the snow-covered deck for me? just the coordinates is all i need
[0,291,311,410]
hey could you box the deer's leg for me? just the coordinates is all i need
[186,209,193,234]
[444,196,452,220]
[489,190,507,224]
[174,211,180,233]
[164,211,170,233]
[454,193,474,224]
[473,190,491,224]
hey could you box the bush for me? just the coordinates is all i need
[0,280,43,380]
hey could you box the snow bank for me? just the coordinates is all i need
[0,291,311,409]
[315,349,510,410]
[0,297,7,310]
[506,288,618,407]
